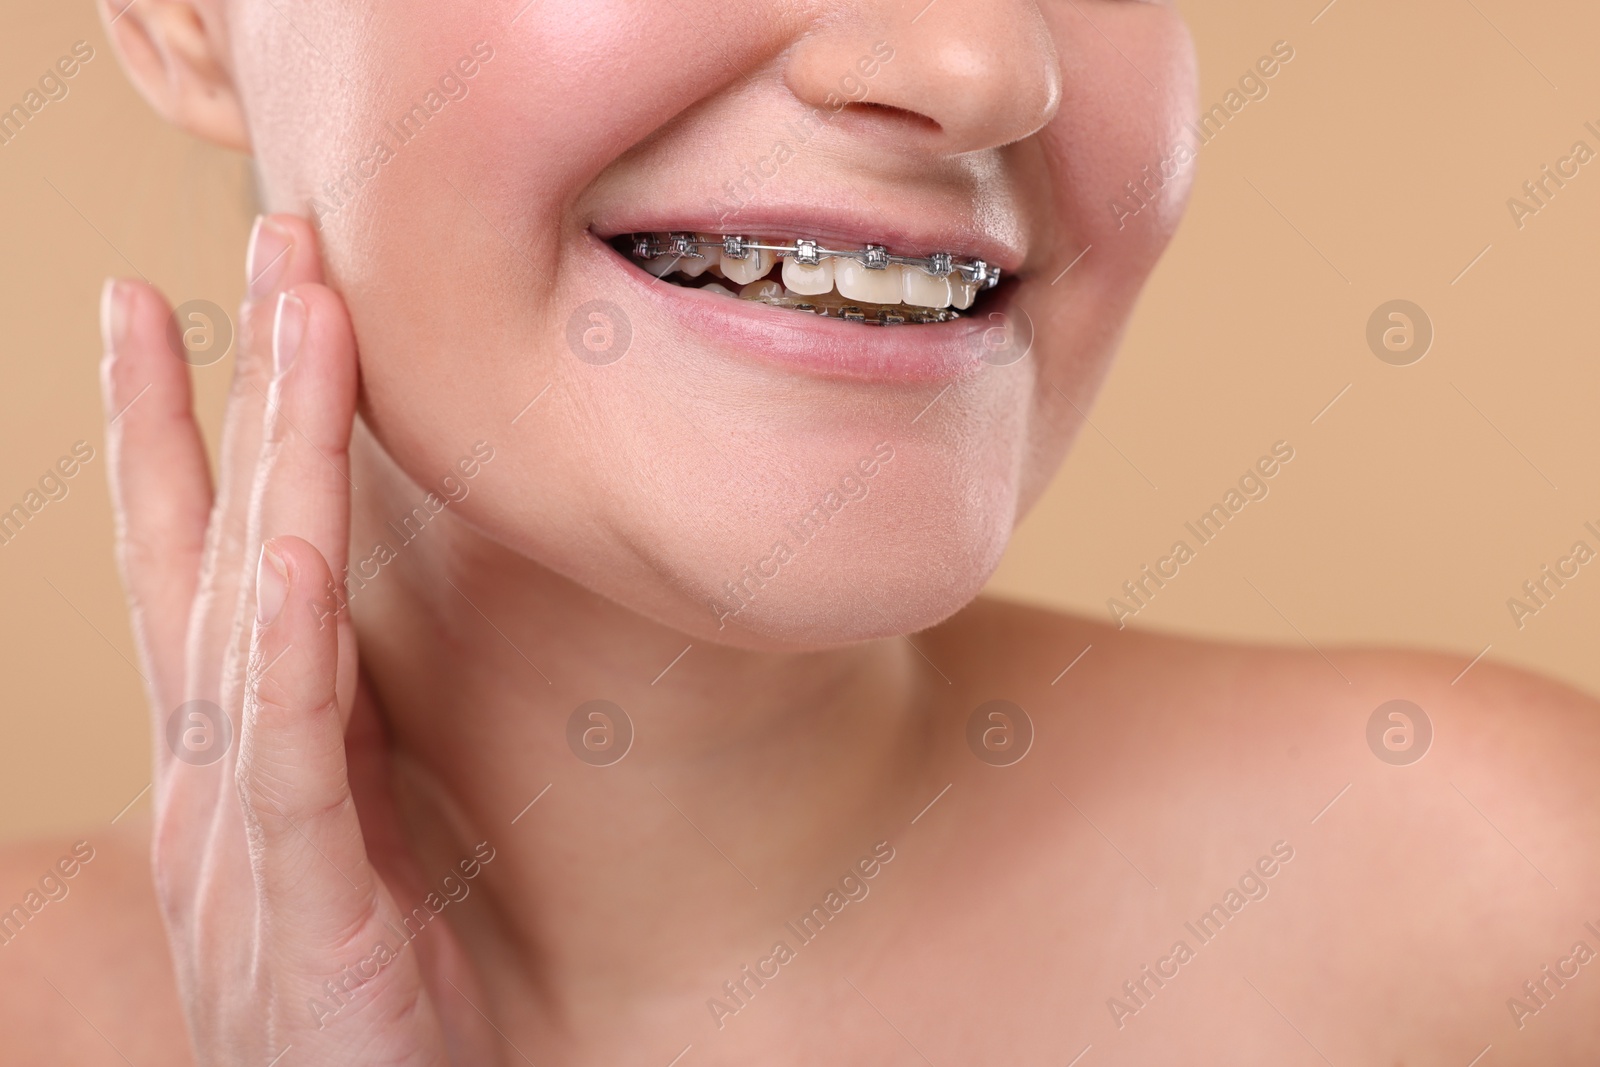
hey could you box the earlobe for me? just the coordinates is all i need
[99,0,251,152]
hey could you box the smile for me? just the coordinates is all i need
[614,231,1003,326]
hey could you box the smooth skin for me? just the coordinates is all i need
[3,0,1600,1063]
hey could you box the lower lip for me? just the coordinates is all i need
[594,235,1013,384]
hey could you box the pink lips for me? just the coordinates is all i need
[593,233,1015,384]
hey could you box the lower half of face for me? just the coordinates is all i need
[240,0,1196,649]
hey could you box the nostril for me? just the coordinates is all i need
[843,100,942,134]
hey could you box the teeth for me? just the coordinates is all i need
[781,256,835,296]
[721,247,776,286]
[643,256,681,277]
[623,232,1000,322]
[739,279,784,301]
[692,282,960,324]
[835,260,903,305]
[901,269,952,309]
[679,249,719,278]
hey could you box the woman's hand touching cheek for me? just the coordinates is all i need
[98,215,458,1065]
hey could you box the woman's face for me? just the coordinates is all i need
[229,0,1196,648]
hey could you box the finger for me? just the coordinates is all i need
[231,538,448,1067]
[251,282,361,710]
[255,283,358,566]
[190,214,325,702]
[237,539,450,1058]
[99,278,213,725]
[235,537,387,959]
[193,274,361,933]
[194,217,331,901]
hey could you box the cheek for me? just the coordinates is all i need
[1042,7,1199,254]
[1010,8,1197,508]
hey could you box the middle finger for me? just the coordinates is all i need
[187,214,326,707]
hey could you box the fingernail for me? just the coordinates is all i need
[274,291,306,376]
[99,278,130,352]
[257,542,289,625]
[246,216,294,301]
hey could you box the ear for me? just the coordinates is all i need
[98,0,250,152]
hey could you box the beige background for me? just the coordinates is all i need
[1,0,1596,841]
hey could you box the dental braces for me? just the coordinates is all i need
[627,232,1002,289]
[744,296,961,326]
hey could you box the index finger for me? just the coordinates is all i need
[99,278,214,727]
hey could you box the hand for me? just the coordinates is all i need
[100,215,454,1065]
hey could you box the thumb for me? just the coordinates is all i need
[237,535,374,956]
[237,537,447,1061]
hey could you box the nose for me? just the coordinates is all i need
[783,1,1062,155]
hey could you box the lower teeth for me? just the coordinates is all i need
[668,275,961,325]
[732,290,960,325]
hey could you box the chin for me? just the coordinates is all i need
[697,543,1004,652]
[636,444,1022,650]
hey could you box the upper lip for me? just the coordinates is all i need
[589,201,1027,276]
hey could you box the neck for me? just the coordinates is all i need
[344,430,941,1023]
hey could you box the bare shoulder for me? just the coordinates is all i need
[945,592,1600,763]
[947,593,1600,862]
[931,597,1600,1060]
[0,815,191,1066]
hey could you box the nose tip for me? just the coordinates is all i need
[785,3,1062,155]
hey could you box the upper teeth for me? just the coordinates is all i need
[625,231,1000,314]
[630,232,999,287]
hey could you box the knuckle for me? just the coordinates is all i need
[115,496,207,569]
[189,521,246,606]
[149,809,197,921]
[251,657,333,721]
[262,392,351,461]
[234,761,281,830]
[100,340,151,402]
[369,976,433,1040]
[258,379,291,444]
[314,888,386,966]
[235,701,350,826]
[234,305,280,380]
